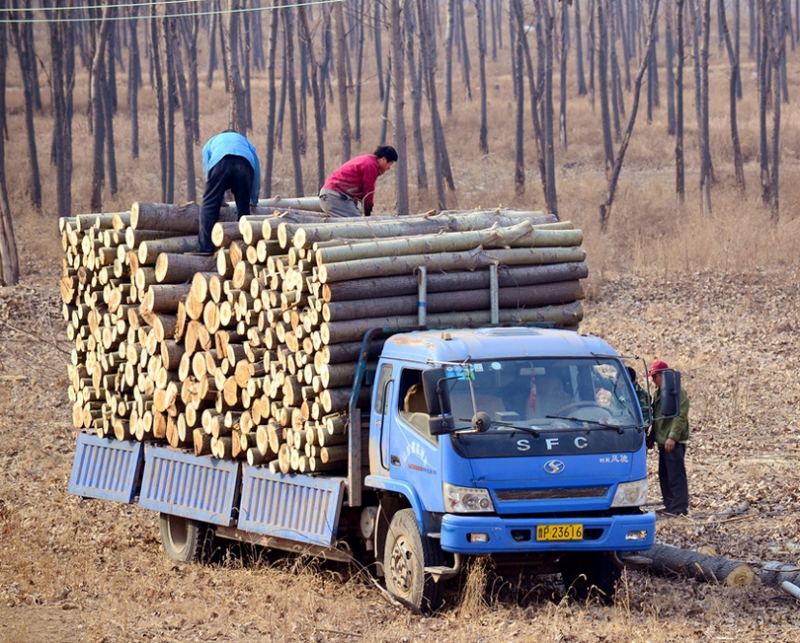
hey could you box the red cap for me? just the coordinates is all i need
[647,360,669,376]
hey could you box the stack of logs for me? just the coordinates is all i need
[59,198,588,476]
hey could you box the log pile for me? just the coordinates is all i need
[59,199,587,476]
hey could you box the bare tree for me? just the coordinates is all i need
[227,0,248,133]
[699,0,713,215]
[10,0,42,210]
[405,3,429,190]
[390,0,409,215]
[575,0,588,95]
[445,0,455,114]
[597,0,615,177]
[599,0,661,230]
[718,0,745,193]
[90,4,113,212]
[675,0,686,203]
[151,0,167,202]
[47,0,75,219]
[0,17,19,286]
[128,5,141,158]
[298,1,326,190]
[262,1,280,197]
[282,5,304,196]
[476,0,489,154]
[334,1,352,161]
[171,18,196,202]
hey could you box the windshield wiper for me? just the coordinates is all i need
[490,420,541,438]
[544,415,637,435]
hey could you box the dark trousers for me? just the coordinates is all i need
[658,442,689,515]
[199,155,254,253]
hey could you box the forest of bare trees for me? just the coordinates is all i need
[0,0,794,286]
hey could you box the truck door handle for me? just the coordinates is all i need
[390,455,401,466]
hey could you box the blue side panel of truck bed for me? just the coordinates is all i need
[138,445,240,526]
[68,432,144,503]
[238,467,345,547]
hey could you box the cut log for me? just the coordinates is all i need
[322,280,584,322]
[321,262,588,303]
[642,543,755,586]
[155,252,216,284]
[317,247,587,283]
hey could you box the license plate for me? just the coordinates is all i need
[536,523,584,541]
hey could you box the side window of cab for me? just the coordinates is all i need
[397,368,436,443]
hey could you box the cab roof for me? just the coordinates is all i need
[380,326,619,364]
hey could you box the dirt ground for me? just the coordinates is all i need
[2,248,800,642]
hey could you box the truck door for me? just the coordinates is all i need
[387,368,441,508]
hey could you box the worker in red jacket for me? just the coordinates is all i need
[319,146,398,217]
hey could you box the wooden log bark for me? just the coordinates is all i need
[321,263,588,302]
[314,222,583,265]
[140,284,192,314]
[287,211,559,249]
[138,236,199,264]
[320,302,584,344]
[322,280,583,322]
[642,543,755,586]
[317,247,586,283]
[155,252,216,283]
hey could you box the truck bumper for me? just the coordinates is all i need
[439,512,655,554]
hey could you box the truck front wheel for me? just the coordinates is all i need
[383,509,445,612]
[560,552,621,604]
[159,513,210,563]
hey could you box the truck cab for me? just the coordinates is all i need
[363,327,658,609]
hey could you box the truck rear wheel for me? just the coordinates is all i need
[159,513,209,563]
[383,509,445,613]
[561,552,621,604]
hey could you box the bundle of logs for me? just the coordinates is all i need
[59,198,587,476]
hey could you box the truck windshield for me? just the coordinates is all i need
[442,357,640,431]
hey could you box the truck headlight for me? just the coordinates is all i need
[611,479,648,507]
[443,482,495,513]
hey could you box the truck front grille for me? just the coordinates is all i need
[495,486,609,501]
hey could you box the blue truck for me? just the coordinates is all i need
[69,324,680,611]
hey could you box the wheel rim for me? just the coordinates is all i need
[388,535,416,597]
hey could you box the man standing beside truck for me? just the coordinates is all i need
[649,360,691,516]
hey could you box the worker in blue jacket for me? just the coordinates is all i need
[197,130,261,254]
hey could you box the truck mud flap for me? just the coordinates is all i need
[238,466,345,547]
[69,432,144,503]
[138,445,240,527]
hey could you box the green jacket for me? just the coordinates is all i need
[652,387,690,445]
[634,382,652,427]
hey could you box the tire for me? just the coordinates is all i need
[159,513,210,563]
[383,509,445,613]
[561,552,621,604]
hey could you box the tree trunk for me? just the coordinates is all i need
[90,7,113,212]
[445,0,455,115]
[665,1,676,135]
[0,19,19,286]
[298,2,326,191]
[511,0,525,196]
[164,16,176,203]
[104,22,118,197]
[334,2,352,162]
[10,1,42,211]
[718,0,746,193]
[559,6,569,149]
[128,8,140,158]
[391,0,409,216]
[476,0,489,154]
[597,0,615,179]
[263,1,280,197]
[575,0,588,95]
[406,5,428,190]
[227,0,248,133]
[758,0,771,207]
[283,6,304,196]
[171,18,196,202]
[48,4,74,219]
[643,543,755,586]
[699,0,713,215]
[151,1,168,202]
[676,0,686,203]
[600,0,661,231]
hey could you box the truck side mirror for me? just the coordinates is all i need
[659,370,682,418]
[421,368,452,416]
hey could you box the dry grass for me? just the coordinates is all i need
[3,9,800,642]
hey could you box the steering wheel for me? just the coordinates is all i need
[553,401,614,419]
